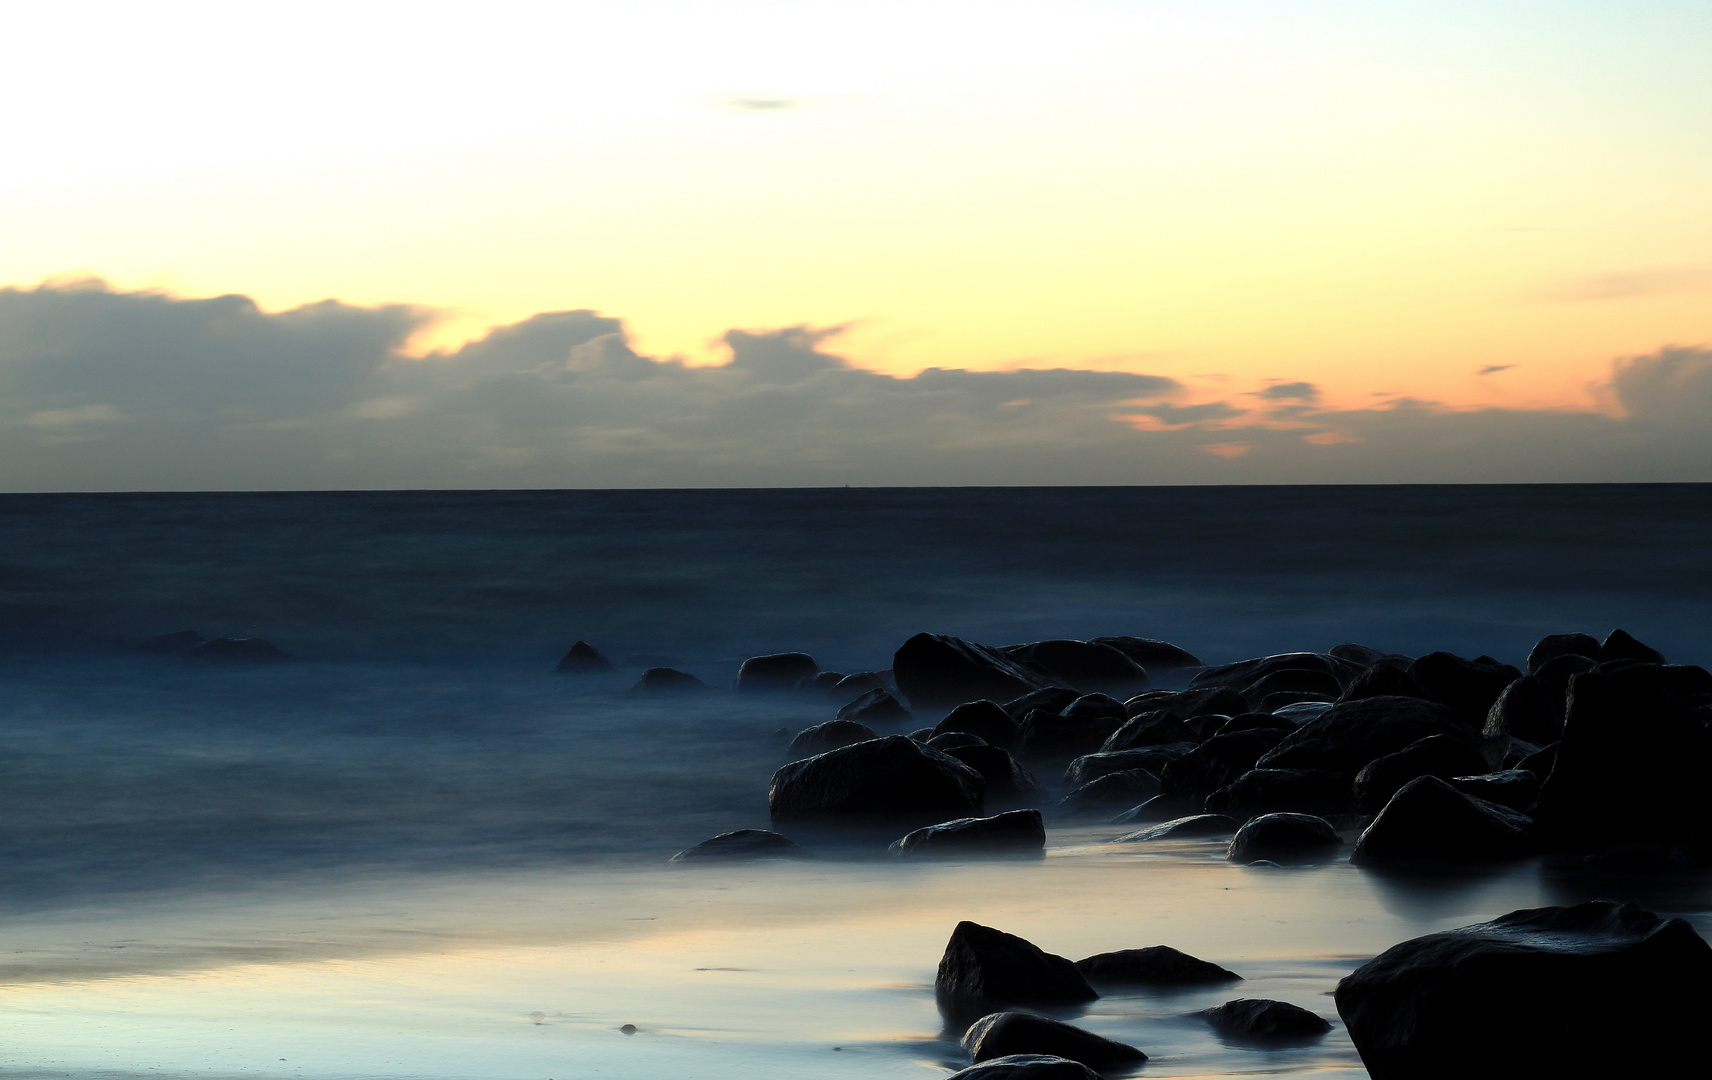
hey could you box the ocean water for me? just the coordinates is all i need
[1,485,1710,1079]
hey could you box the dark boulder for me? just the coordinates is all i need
[936,921,1097,1022]
[1191,652,1341,690]
[631,666,706,692]
[787,720,878,756]
[908,727,936,741]
[1600,627,1665,665]
[1110,794,1203,824]
[944,744,1043,804]
[1057,769,1160,813]
[1351,776,1533,865]
[892,809,1045,857]
[1204,999,1331,1040]
[1480,674,1561,747]
[1448,769,1538,812]
[895,634,1062,709]
[1534,651,1597,706]
[1227,813,1342,864]
[963,1012,1145,1067]
[1122,686,1248,721]
[945,1056,1101,1080]
[1114,813,1239,841]
[936,700,1020,749]
[1206,768,1350,818]
[1351,734,1490,814]
[832,670,890,696]
[1015,710,1125,760]
[1100,714,1201,753]
[1215,712,1298,736]
[1256,696,1471,777]
[1334,900,1712,1080]
[1596,661,1712,698]
[669,829,803,864]
[799,671,846,692]
[189,637,291,662]
[1338,663,1433,703]
[1091,636,1202,671]
[1516,740,1558,777]
[135,629,206,655]
[554,641,615,673]
[1406,652,1520,729]
[1260,691,1334,712]
[1001,686,1083,720]
[836,687,912,724]
[1243,668,1342,706]
[1075,945,1240,987]
[769,734,984,827]
[1064,748,1181,787]
[735,652,818,691]
[1059,693,1128,720]
[1329,642,1391,666]
[1525,632,1600,674]
[1001,640,1149,695]
[1159,729,1289,799]
[929,732,988,751]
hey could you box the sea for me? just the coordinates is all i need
[0,485,1708,1079]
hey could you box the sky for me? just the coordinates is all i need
[2,0,1710,488]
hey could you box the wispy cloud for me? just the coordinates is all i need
[1541,267,1712,302]
[1477,364,1516,375]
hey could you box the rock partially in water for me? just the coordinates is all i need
[553,640,615,673]
[769,734,984,826]
[1056,769,1160,814]
[1015,710,1126,760]
[1204,999,1331,1040]
[1159,729,1289,799]
[895,633,1063,709]
[1351,776,1533,865]
[631,667,706,692]
[1335,900,1712,1079]
[1406,652,1519,730]
[787,720,878,757]
[1447,769,1539,812]
[735,652,818,691]
[1256,696,1471,777]
[1205,768,1349,818]
[1001,640,1149,695]
[835,687,912,725]
[1075,945,1241,987]
[1091,636,1202,671]
[943,744,1043,804]
[945,1055,1102,1080]
[1112,813,1239,841]
[892,809,1045,857]
[1351,734,1490,814]
[936,921,1098,1022]
[1064,748,1181,787]
[669,829,803,864]
[936,700,1020,749]
[963,1012,1145,1067]
[1480,674,1561,747]
[1227,813,1342,865]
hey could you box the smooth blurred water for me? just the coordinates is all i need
[1,485,1710,1079]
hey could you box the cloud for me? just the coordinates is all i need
[1477,364,1515,375]
[1,280,1710,489]
[727,98,799,111]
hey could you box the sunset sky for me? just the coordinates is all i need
[3,1,1710,487]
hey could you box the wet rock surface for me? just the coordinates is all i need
[1075,945,1241,987]
[1204,998,1331,1040]
[1351,776,1533,865]
[669,829,804,863]
[769,734,984,826]
[936,921,1098,1022]
[1227,813,1343,864]
[945,1055,1103,1080]
[892,809,1046,857]
[963,1011,1146,1067]
[735,651,818,691]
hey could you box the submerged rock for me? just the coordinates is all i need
[945,1055,1102,1080]
[1001,640,1149,694]
[963,1012,1145,1067]
[1351,776,1533,865]
[554,640,615,673]
[769,734,984,826]
[1335,900,1712,1079]
[735,652,818,691]
[1112,813,1239,841]
[787,720,878,756]
[1204,999,1331,1040]
[936,921,1097,1019]
[631,666,706,692]
[669,829,803,864]
[1227,813,1342,865]
[892,809,1045,857]
[1075,945,1241,987]
[894,633,1062,708]
[835,687,912,724]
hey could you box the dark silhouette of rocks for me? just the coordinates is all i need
[1056,769,1160,813]
[798,670,846,692]
[735,652,818,691]
[1075,944,1240,987]
[1597,660,1712,698]
[1091,636,1202,671]
[929,732,988,752]
[1099,714,1200,753]
[1338,663,1433,703]
[962,1011,1145,1067]
[1227,813,1342,864]
[1015,709,1126,760]
[1351,776,1534,865]
[1206,768,1349,818]
[1351,734,1490,814]
[1120,686,1249,723]
[631,667,706,692]
[1335,900,1712,1079]
[1480,674,1561,746]
[1243,667,1342,707]
[1405,652,1519,729]
[769,734,984,826]
[1204,998,1331,1040]
[936,921,1097,1022]
[669,829,803,864]
[1001,640,1149,694]
[1215,712,1297,736]
[944,1055,1102,1080]
[1600,627,1666,664]
[1190,651,1345,690]
[1447,769,1538,811]
[787,720,878,756]
[1329,642,1406,667]
[1533,651,1597,707]
[894,633,1063,708]
[135,630,205,655]
[554,640,614,673]
[1064,748,1181,787]
[936,700,1021,749]
[835,687,912,724]
[1113,813,1239,841]
[1159,729,1289,800]
[1525,632,1601,674]
[832,670,890,696]
[1001,686,1083,720]
[942,744,1043,804]
[1256,696,1470,777]
[892,809,1045,857]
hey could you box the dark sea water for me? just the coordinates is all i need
[1,485,1709,1079]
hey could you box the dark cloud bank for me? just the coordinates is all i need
[1,280,1709,490]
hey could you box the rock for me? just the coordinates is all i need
[1159,729,1289,799]
[1351,776,1534,865]
[1204,999,1331,1040]
[943,744,1043,804]
[769,734,984,826]
[1184,714,1231,740]
[908,727,935,741]
[1191,652,1343,690]
[1122,685,1248,721]
[1480,674,1561,747]
[1525,632,1601,674]
[1075,945,1240,986]
[1113,813,1238,841]
[669,829,803,864]
[1215,712,1298,736]
[1533,651,1597,707]
[1516,740,1558,777]
[1406,652,1520,729]
[1334,900,1712,1079]
[935,921,1098,1022]
[1530,672,1710,851]
[1001,640,1149,694]
[799,671,846,692]
[945,1055,1102,1080]
[832,670,890,696]
[1057,769,1160,813]
[631,666,706,692]
[135,629,206,655]
[554,641,615,673]
[1205,768,1349,818]
[935,700,1019,749]
[1351,734,1491,814]
[1064,748,1182,787]
[1447,769,1539,812]
[1099,714,1200,753]
[1329,642,1390,666]
[1227,813,1342,864]
[1091,636,1202,671]
[1014,710,1125,759]
[963,1012,1145,1067]
[1001,687,1083,720]
[1256,696,1472,777]
[894,633,1062,708]
[835,687,912,724]
[1059,693,1128,720]
[1243,668,1343,706]
[188,636,291,662]
[892,809,1045,857]
[1595,661,1712,698]
[929,732,988,751]
[787,720,878,756]
[735,652,818,691]
[1110,794,1203,824]
[1600,627,1665,665]
[1272,700,1335,724]
[1259,691,1334,712]
[1338,663,1433,703]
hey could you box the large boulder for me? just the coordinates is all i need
[1447,769,1539,812]
[1001,640,1149,695]
[787,720,878,756]
[1334,900,1712,1079]
[1227,813,1342,864]
[1091,636,1202,671]
[1099,714,1200,753]
[836,687,912,724]
[936,700,1020,749]
[1480,674,1561,747]
[963,1012,1145,1068]
[1159,729,1288,799]
[735,651,818,691]
[1204,999,1331,1040]
[631,667,706,692]
[1205,768,1349,819]
[1075,945,1240,987]
[945,1056,1102,1080]
[1015,711,1125,759]
[1351,734,1491,814]
[1599,627,1665,664]
[894,634,1062,708]
[943,744,1044,804]
[1064,748,1181,787]
[1121,686,1248,721]
[669,829,803,864]
[1113,813,1239,841]
[1256,696,1471,777]
[1191,652,1344,690]
[1056,770,1160,813]
[1525,632,1600,674]
[936,921,1097,1022]
[1406,652,1520,729]
[1350,776,1534,865]
[769,735,984,827]
[1338,663,1433,703]
[892,809,1045,857]
[554,640,615,673]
